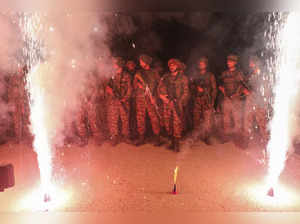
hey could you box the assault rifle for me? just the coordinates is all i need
[136,74,161,119]
[108,76,128,113]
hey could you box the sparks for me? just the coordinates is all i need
[266,12,300,194]
[18,13,67,211]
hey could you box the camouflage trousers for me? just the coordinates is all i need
[76,101,102,139]
[193,98,213,138]
[163,102,184,138]
[222,97,242,136]
[107,99,130,138]
[244,101,269,140]
[136,97,160,136]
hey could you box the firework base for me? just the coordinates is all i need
[267,187,274,197]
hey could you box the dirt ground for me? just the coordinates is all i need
[1,137,300,213]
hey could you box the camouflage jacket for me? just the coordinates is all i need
[7,73,27,102]
[133,68,160,98]
[246,70,270,108]
[106,71,132,101]
[190,71,217,104]
[158,71,189,106]
[220,69,247,98]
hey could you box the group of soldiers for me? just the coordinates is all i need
[6,53,271,152]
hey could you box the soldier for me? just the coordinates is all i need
[243,56,270,147]
[219,54,248,143]
[190,57,217,145]
[126,60,137,78]
[158,58,189,152]
[75,70,106,147]
[7,65,30,144]
[133,54,162,146]
[125,60,137,138]
[106,57,132,146]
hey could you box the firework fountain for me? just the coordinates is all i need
[264,12,300,198]
[18,13,69,211]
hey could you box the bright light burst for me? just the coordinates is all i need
[18,184,72,212]
[19,13,67,211]
[247,182,298,208]
[266,12,300,191]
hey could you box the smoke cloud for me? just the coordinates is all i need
[20,11,112,147]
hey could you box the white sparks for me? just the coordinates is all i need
[266,12,300,189]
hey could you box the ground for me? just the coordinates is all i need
[1,137,300,213]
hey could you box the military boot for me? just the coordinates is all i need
[174,138,180,152]
[153,135,163,147]
[110,136,119,147]
[168,137,175,150]
[135,135,145,146]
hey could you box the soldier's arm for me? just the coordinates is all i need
[133,72,144,89]
[180,76,190,105]
[218,72,226,96]
[238,71,250,95]
[123,73,132,101]
[211,73,217,104]
[158,76,169,103]
[105,79,114,96]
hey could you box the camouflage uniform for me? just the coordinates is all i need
[76,73,106,145]
[190,71,217,139]
[220,66,247,137]
[7,68,30,143]
[244,64,269,143]
[106,68,132,141]
[158,60,189,140]
[134,56,161,139]
[126,60,137,138]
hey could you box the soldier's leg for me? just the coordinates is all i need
[243,103,255,139]
[87,103,104,145]
[232,100,243,135]
[173,106,183,152]
[146,102,160,136]
[256,108,269,144]
[163,104,172,136]
[203,108,213,140]
[98,99,108,139]
[136,97,146,136]
[222,98,233,136]
[120,101,130,139]
[107,101,120,139]
[146,101,163,146]
[75,106,88,146]
[193,101,202,130]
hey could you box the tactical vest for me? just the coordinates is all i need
[163,72,186,100]
[135,69,159,95]
[192,72,213,97]
[221,70,243,97]
[109,71,129,99]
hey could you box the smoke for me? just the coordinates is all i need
[0,13,23,139]
[20,11,112,147]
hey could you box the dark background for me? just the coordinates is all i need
[105,12,276,77]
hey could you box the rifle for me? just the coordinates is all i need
[108,76,129,113]
[136,74,161,119]
[163,77,181,118]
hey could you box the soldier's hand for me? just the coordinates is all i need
[197,87,204,92]
[106,86,113,95]
[243,89,250,96]
[137,82,144,89]
[219,86,225,93]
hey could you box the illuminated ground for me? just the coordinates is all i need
[1,138,300,212]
